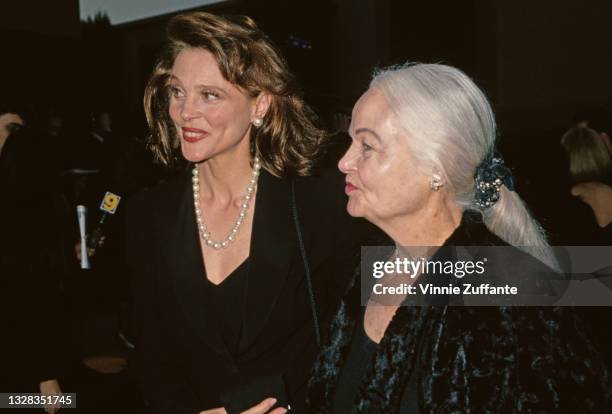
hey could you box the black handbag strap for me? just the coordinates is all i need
[290,179,321,346]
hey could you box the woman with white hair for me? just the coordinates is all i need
[307,63,609,412]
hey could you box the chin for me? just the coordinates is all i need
[180,142,212,163]
[182,152,207,164]
[346,199,364,218]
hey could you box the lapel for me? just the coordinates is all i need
[240,170,296,351]
[166,170,296,359]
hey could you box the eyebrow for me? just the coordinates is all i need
[167,76,225,92]
[354,127,382,143]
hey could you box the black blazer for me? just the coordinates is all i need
[126,168,380,413]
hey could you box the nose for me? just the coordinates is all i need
[338,142,359,174]
[179,95,201,122]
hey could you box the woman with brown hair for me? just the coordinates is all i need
[127,11,376,414]
[561,125,612,229]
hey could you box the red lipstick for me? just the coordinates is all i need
[182,127,209,143]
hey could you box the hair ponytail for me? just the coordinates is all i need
[478,188,559,271]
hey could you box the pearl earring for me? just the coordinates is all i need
[431,174,443,191]
[252,117,263,127]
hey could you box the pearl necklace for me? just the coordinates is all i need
[192,157,260,249]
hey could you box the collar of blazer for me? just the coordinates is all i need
[168,168,297,362]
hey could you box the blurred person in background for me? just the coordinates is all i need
[0,110,24,155]
[1,103,64,413]
[560,120,612,377]
[561,124,612,234]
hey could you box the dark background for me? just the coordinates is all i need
[1,0,611,241]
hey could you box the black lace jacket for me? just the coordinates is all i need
[308,213,610,413]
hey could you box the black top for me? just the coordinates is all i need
[202,259,249,356]
[127,168,383,413]
[332,310,378,413]
[332,309,420,413]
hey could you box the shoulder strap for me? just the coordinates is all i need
[290,179,321,346]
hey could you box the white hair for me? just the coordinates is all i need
[372,62,558,270]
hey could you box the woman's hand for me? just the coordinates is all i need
[242,398,287,414]
[198,398,288,414]
[82,355,127,374]
[39,379,62,414]
[74,236,105,261]
[199,408,227,414]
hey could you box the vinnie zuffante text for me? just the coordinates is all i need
[370,257,518,296]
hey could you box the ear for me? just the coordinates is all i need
[570,185,580,197]
[252,92,272,119]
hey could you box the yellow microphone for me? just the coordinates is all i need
[88,191,122,251]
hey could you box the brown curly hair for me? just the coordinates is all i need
[143,11,326,177]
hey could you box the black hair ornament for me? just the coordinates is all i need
[474,154,514,209]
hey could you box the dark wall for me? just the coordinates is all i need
[0,30,81,118]
[0,1,81,120]
[495,1,612,135]
[0,0,80,37]
[3,1,609,142]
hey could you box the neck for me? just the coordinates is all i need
[572,183,612,228]
[196,148,254,205]
[593,186,612,228]
[377,196,463,248]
